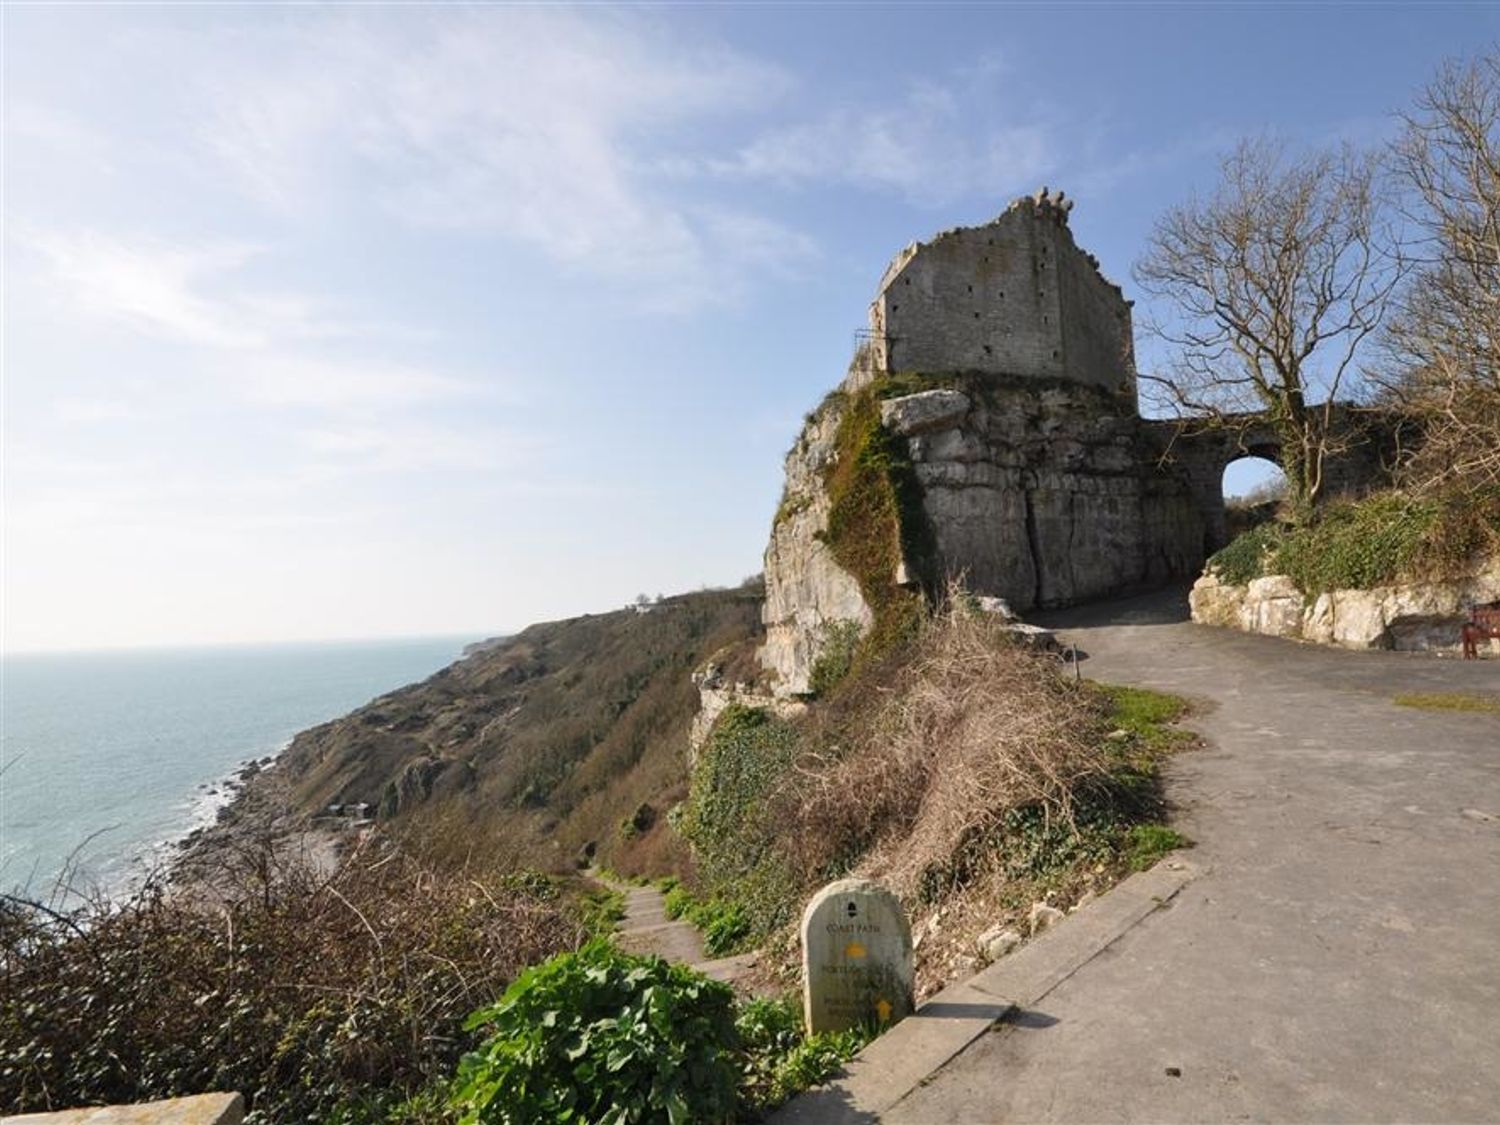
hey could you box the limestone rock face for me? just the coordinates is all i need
[907,382,1204,611]
[1190,559,1500,653]
[689,661,805,761]
[759,397,874,695]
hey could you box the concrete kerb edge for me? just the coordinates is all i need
[769,857,1201,1123]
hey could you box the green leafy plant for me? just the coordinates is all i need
[662,885,752,956]
[1206,521,1285,585]
[734,997,868,1116]
[807,619,863,698]
[451,940,740,1124]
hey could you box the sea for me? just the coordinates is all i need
[0,636,478,901]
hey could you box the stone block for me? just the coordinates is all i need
[879,390,971,437]
[4,1093,245,1125]
[801,878,914,1035]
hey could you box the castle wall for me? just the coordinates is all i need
[870,197,1133,399]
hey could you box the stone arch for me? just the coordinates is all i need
[1157,407,1405,561]
[1222,453,1288,541]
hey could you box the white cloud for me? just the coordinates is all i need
[186,8,810,305]
[26,231,271,349]
[713,72,1056,206]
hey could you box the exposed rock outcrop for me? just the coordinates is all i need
[760,395,876,694]
[1190,562,1500,652]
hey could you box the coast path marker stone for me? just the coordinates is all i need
[801,877,913,1034]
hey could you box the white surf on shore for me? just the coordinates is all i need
[1,636,478,902]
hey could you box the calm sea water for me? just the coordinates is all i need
[0,636,477,899]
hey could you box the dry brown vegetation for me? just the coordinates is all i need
[683,594,1190,997]
[0,839,581,1121]
[789,603,1112,899]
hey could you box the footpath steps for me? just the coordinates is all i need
[598,876,761,992]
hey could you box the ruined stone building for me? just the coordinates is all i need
[759,192,1395,693]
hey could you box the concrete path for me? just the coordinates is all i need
[600,876,760,989]
[797,588,1500,1123]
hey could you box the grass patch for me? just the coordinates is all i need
[1125,823,1188,871]
[577,883,626,937]
[663,884,753,956]
[1394,692,1500,713]
[1097,685,1196,756]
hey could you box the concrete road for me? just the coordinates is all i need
[888,589,1500,1123]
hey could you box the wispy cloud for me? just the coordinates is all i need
[707,67,1057,206]
[185,8,812,307]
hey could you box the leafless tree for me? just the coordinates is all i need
[1135,138,1405,513]
[1380,49,1500,494]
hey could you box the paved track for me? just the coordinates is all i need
[886,589,1500,1123]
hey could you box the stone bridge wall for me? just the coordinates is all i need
[1154,410,1407,553]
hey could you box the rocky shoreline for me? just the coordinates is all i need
[170,754,347,895]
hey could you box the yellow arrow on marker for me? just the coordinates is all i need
[843,940,867,959]
[876,998,893,1023]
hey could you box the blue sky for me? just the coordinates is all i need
[5,3,1497,651]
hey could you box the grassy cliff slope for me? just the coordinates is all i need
[268,584,764,875]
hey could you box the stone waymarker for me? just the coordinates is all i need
[801,877,913,1034]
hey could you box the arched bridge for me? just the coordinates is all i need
[1144,405,1411,555]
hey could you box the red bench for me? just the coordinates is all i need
[1461,602,1500,659]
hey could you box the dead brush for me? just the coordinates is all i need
[0,835,581,1119]
[788,594,1111,899]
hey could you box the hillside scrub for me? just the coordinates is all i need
[0,842,581,1121]
[249,585,763,880]
[679,598,1193,991]
[1207,487,1500,591]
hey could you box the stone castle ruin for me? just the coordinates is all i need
[760,191,1398,693]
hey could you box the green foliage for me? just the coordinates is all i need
[1125,824,1187,871]
[1275,492,1438,593]
[1206,522,1286,585]
[578,886,626,938]
[772,492,812,528]
[807,619,863,698]
[1207,488,1500,593]
[678,706,801,938]
[618,802,657,841]
[867,371,957,400]
[451,940,740,1125]
[662,885,753,956]
[734,997,868,1117]
[820,382,934,667]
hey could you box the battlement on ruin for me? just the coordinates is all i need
[867,189,1137,408]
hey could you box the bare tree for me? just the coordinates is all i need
[1381,49,1500,494]
[1136,138,1404,513]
